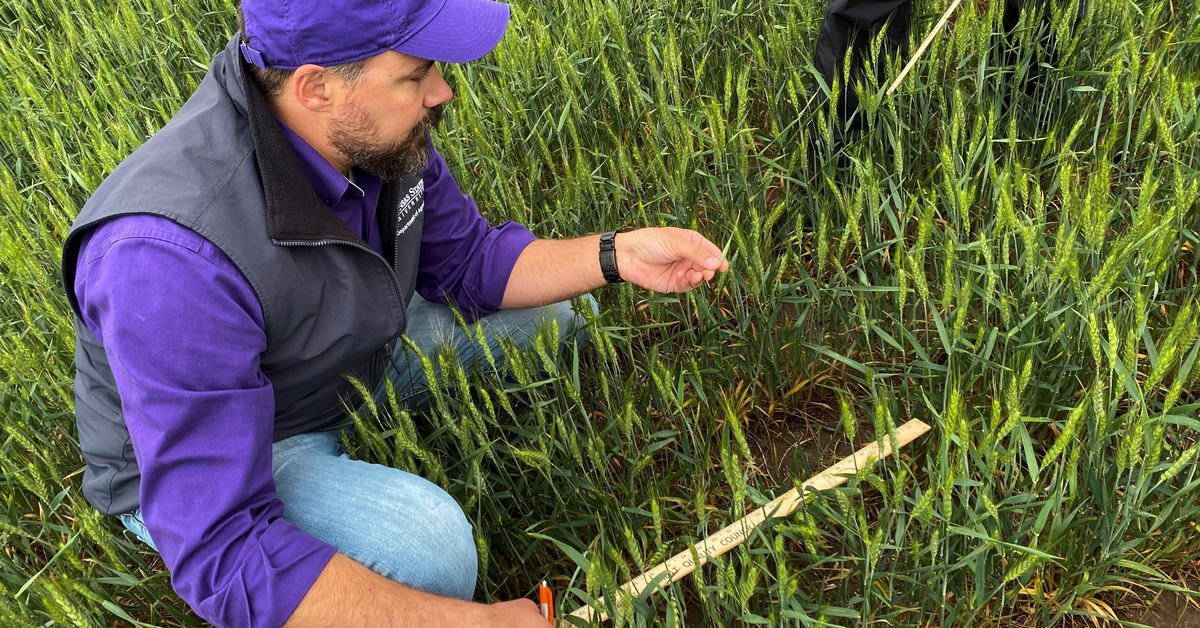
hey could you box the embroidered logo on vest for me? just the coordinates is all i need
[396,179,425,236]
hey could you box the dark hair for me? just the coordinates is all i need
[237,5,370,98]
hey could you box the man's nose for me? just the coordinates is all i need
[425,66,453,108]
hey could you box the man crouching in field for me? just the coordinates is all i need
[60,0,728,625]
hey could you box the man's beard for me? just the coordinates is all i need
[328,104,443,181]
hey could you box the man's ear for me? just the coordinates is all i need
[289,64,338,112]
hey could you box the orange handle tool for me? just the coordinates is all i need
[538,580,554,624]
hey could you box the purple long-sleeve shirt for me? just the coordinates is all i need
[73,121,535,625]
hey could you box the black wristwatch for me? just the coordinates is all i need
[599,230,624,284]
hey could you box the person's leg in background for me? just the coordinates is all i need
[813,0,912,144]
[812,0,1082,137]
[1001,1,1085,99]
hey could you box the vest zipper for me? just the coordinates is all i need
[272,237,405,397]
[270,238,408,324]
[274,181,416,393]
[384,213,406,379]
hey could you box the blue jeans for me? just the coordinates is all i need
[120,293,595,600]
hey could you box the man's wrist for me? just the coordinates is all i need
[599,230,623,284]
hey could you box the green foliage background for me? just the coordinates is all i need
[2,0,1198,624]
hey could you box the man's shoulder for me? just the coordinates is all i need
[72,213,263,331]
[76,214,229,272]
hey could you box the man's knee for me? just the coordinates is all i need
[354,477,478,600]
[414,484,478,600]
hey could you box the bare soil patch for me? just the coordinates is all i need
[1123,582,1200,627]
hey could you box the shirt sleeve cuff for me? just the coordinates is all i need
[270,532,339,627]
[459,221,537,322]
[192,521,339,627]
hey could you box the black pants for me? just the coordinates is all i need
[814,0,1033,132]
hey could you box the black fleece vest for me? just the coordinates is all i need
[61,36,425,515]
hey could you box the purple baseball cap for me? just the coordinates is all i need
[239,0,510,69]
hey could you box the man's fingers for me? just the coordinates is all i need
[631,228,728,292]
[678,231,725,270]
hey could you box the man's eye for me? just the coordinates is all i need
[408,65,434,82]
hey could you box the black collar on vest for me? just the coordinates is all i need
[239,60,366,244]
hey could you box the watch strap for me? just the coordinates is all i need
[599,230,623,284]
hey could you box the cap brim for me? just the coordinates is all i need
[392,0,509,63]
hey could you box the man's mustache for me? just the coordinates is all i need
[424,104,443,128]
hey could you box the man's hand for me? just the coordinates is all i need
[485,599,552,626]
[613,227,729,293]
[287,552,551,626]
[501,227,729,310]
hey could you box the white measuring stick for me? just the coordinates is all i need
[568,419,931,623]
[886,0,964,96]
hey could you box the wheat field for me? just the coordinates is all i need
[1,0,1198,624]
